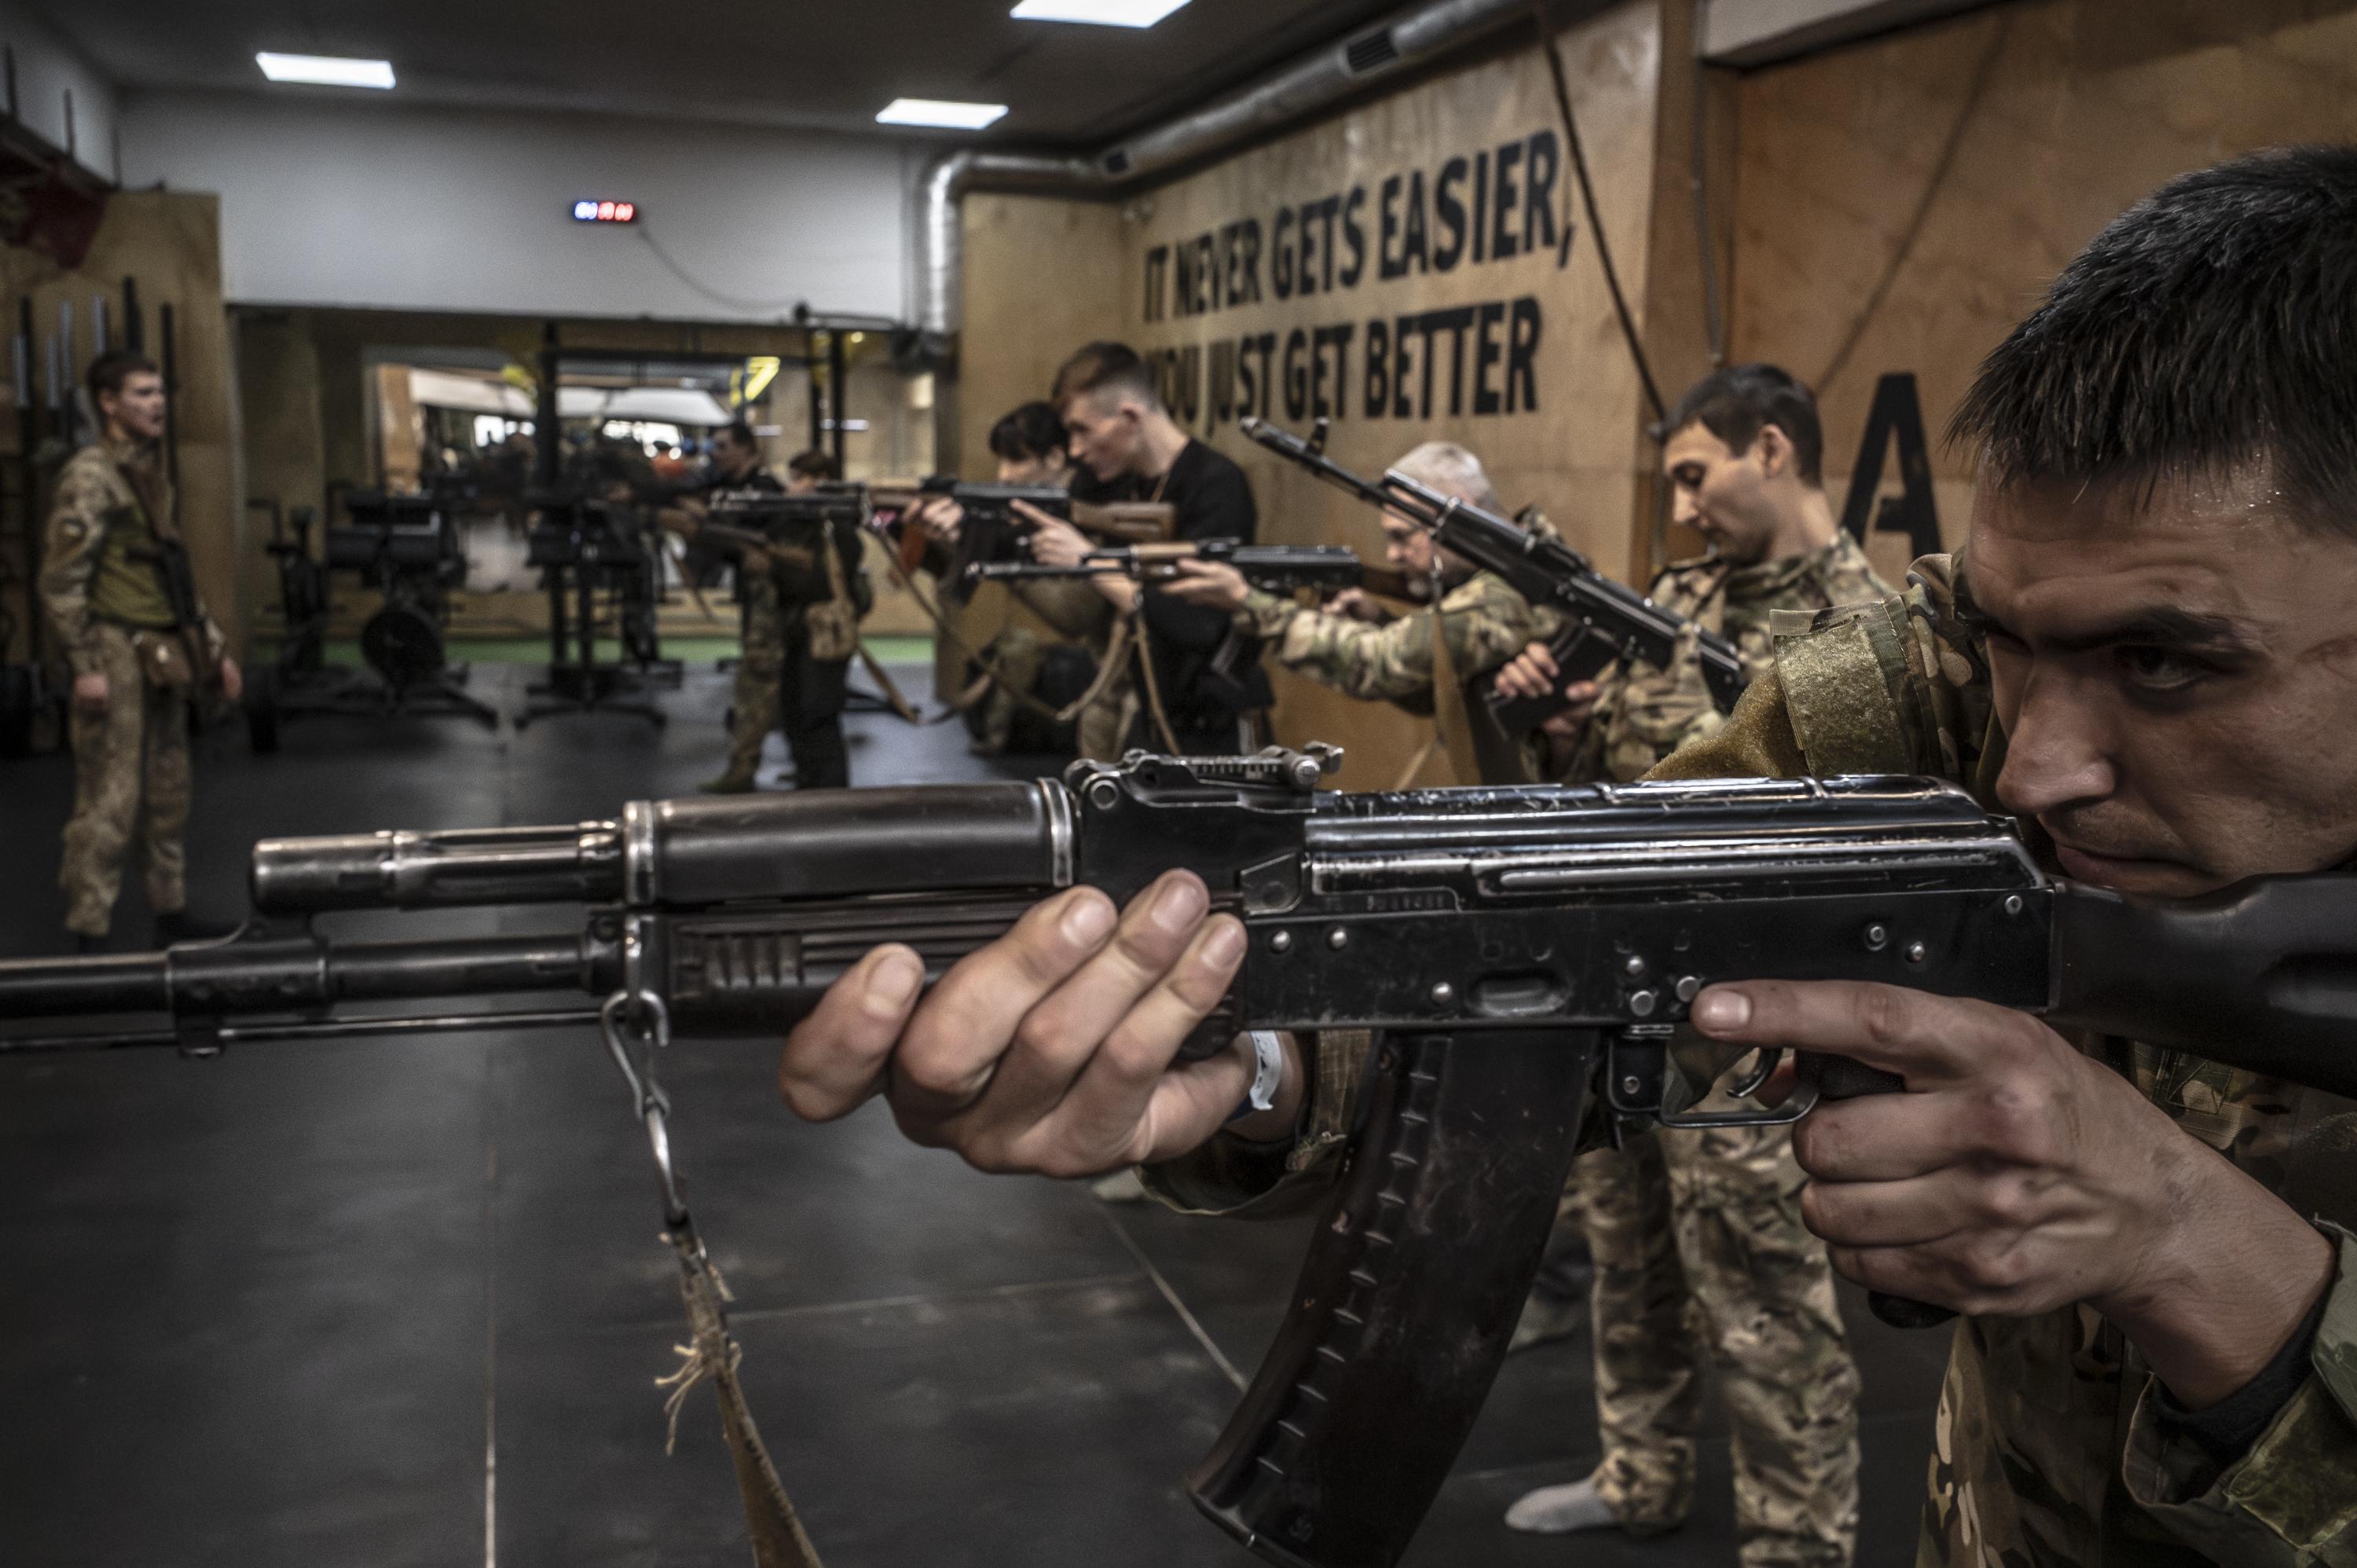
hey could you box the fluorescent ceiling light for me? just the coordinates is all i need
[1012,0,1191,25]
[256,52,395,89]
[876,98,1008,130]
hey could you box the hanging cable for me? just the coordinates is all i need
[1688,0,1727,368]
[1535,5,1666,427]
[636,228,805,317]
[1815,13,2011,394]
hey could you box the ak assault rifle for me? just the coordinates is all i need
[1241,416,1748,735]
[867,476,1175,555]
[4,747,2355,1566]
[867,476,1175,598]
[968,539,1365,595]
[667,486,870,575]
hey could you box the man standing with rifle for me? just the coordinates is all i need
[778,148,2357,1564]
[41,349,241,951]
[1023,342,1268,755]
[1490,365,1887,1560]
[676,433,866,793]
[1162,440,1557,788]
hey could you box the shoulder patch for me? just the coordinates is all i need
[1772,603,1919,775]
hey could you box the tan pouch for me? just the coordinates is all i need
[130,628,193,691]
[805,534,858,663]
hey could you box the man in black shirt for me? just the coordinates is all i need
[1013,341,1267,754]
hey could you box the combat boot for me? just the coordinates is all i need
[699,768,758,794]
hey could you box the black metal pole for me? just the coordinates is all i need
[121,277,142,353]
[159,302,181,519]
[806,335,824,455]
[535,321,560,491]
[16,295,38,668]
[828,329,848,472]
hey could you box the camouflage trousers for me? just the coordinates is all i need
[1571,1115,1861,1566]
[729,572,849,788]
[61,622,192,936]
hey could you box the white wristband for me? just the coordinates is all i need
[1227,1030,1286,1122]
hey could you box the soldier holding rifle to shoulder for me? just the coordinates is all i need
[1490,365,1887,1559]
[775,150,2357,1565]
[1161,440,1557,785]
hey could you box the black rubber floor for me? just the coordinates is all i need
[0,661,1948,1566]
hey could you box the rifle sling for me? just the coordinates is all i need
[1425,603,1531,787]
[665,1215,825,1568]
[880,544,1090,729]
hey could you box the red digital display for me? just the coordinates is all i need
[572,200,638,223]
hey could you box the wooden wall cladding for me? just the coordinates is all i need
[957,2,1668,788]
[1728,0,2357,576]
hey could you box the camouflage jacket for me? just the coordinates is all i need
[1546,527,1887,785]
[1649,555,2357,1566]
[40,436,224,679]
[1238,568,1553,710]
[1148,551,2357,1565]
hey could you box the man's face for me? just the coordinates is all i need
[1662,422,1780,565]
[101,371,167,443]
[785,471,819,496]
[1970,472,2357,897]
[714,435,755,479]
[1379,513,1437,579]
[996,452,1069,486]
[1061,391,1144,483]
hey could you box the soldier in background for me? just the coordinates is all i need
[691,437,867,793]
[909,401,1122,758]
[1024,342,1266,755]
[1491,365,1885,1564]
[1161,440,1554,779]
[42,350,243,951]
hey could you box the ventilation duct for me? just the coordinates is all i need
[914,0,1574,338]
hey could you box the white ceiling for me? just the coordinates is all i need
[42,0,1406,146]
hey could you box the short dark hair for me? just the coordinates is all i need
[786,448,841,482]
[715,420,757,452]
[988,401,1068,463]
[1664,364,1823,485]
[1952,146,2357,535]
[1052,342,1160,410]
[88,350,159,407]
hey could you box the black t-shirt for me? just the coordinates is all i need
[1088,440,1266,742]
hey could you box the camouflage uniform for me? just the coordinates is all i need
[1650,554,2357,1566]
[1544,529,1886,785]
[1545,529,1886,1564]
[723,515,869,789]
[40,437,224,937]
[1146,547,2357,1563]
[1239,569,1552,714]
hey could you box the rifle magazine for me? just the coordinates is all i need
[1186,1028,1594,1567]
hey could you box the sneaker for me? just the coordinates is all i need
[1090,1167,1149,1203]
[699,768,758,794]
[1508,1288,1589,1354]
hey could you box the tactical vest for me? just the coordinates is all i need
[89,498,178,631]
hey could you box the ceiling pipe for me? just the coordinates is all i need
[913,0,1551,340]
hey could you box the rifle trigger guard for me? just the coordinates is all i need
[1608,1032,1820,1130]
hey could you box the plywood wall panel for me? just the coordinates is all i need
[954,2,1670,788]
[1731,0,2357,554]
